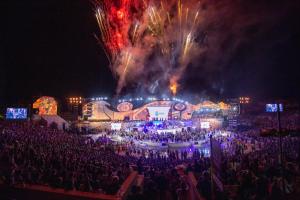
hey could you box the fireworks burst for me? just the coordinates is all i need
[169,80,179,96]
[94,0,202,95]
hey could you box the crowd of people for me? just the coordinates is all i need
[0,121,299,199]
[214,131,300,199]
[0,122,131,194]
[111,129,210,143]
[242,111,300,132]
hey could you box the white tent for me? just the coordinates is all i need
[41,115,69,130]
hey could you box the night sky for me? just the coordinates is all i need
[1,0,300,106]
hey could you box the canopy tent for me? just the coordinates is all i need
[40,115,69,130]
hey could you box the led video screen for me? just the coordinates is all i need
[33,96,57,115]
[6,108,27,119]
[148,107,170,120]
[201,122,210,129]
[111,123,122,130]
[266,104,283,112]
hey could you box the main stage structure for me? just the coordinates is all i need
[82,98,239,122]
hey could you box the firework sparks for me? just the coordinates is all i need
[122,51,132,76]
[145,0,201,94]
[94,0,148,93]
[94,0,202,95]
[169,80,178,96]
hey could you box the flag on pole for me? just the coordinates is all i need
[210,136,224,192]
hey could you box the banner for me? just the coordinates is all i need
[210,136,224,192]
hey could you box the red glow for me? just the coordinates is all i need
[117,10,125,20]
[96,0,149,53]
[116,32,124,48]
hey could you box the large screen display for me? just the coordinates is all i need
[33,96,57,115]
[201,122,210,129]
[117,102,133,112]
[111,123,122,130]
[6,108,27,119]
[148,107,170,120]
[266,104,283,112]
[173,103,187,111]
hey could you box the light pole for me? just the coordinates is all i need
[276,103,285,195]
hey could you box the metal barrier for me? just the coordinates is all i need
[1,171,138,200]
[187,172,205,200]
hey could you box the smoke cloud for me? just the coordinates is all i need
[95,0,298,97]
